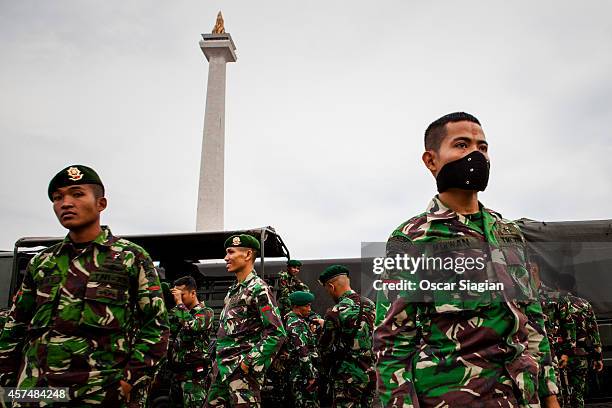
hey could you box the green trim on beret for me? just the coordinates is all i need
[224,234,261,251]
[289,291,314,306]
[287,259,302,267]
[48,165,104,200]
[319,264,349,284]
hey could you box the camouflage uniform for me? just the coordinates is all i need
[286,310,321,408]
[374,197,557,407]
[205,270,286,408]
[563,294,602,408]
[0,227,169,407]
[278,270,311,319]
[537,283,575,406]
[320,290,376,408]
[168,301,214,408]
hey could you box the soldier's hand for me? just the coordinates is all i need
[119,380,132,402]
[314,318,324,326]
[171,288,183,305]
[542,395,560,408]
[559,354,568,368]
[593,360,604,372]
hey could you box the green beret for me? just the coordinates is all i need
[224,234,261,251]
[48,165,104,200]
[289,291,314,306]
[319,264,349,284]
[287,259,302,267]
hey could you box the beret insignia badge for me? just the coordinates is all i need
[66,167,84,181]
[232,236,241,246]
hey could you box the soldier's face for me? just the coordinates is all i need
[174,285,196,308]
[51,185,106,231]
[287,266,300,276]
[294,304,311,317]
[224,247,251,274]
[423,121,489,177]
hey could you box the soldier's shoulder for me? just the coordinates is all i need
[31,242,63,263]
[111,237,153,259]
[389,212,429,242]
[247,273,273,293]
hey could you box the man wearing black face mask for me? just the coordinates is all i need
[373,112,560,407]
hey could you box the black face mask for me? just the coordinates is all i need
[436,150,490,193]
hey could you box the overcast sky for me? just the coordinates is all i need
[1,1,611,258]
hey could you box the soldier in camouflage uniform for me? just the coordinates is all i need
[529,262,575,406]
[558,274,603,408]
[0,165,169,407]
[278,259,310,319]
[168,276,214,408]
[205,234,286,408]
[319,265,376,408]
[285,291,322,408]
[374,113,560,407]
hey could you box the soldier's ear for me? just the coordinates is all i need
[422,150,438,176]
[97,197,107,212]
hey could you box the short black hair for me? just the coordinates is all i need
[424,112,481,151]
[91,184,105,199]
[174,276,197,291]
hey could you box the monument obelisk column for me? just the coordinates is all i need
[196,12,237,231]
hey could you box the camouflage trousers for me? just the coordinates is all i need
[205,369,263,408]
[290,375,319,408]
[562,357,588,408]
[170,370,209,408]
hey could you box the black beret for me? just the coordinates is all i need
[224,234,261,251]
[48,165,104,200]
[287,259,302,267]
[289,291,314,306]
[319,264,350,284]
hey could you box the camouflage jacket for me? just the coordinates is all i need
[374,196,557,407]
[169,301,214,369]
[277,270,310,314]
[214,270,286,382]
[0,227,169,400]
[538,283,575,356]
[566,294,602,361]
[286,311,320,380]
[319,290,375,380]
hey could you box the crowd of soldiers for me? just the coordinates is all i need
[0,110,607,408]
[532,262,604,407]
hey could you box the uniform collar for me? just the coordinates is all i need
[234,270,257,288]
[55,225,117,255]
[338,289,355,301]
[425,195,502,234]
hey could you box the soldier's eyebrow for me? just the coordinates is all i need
[449,136,488,145]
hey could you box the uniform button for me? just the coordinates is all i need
[467,157,472,161]
[466,180,470,184]
[470,168,474,172]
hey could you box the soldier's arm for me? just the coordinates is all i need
[524,295,558,398]
[319,308,340,366]
[170,304,214,334]
[585,302,603,362]
[123,250,170,387]
[373,234,423,407]
[243,284,287,374]
[0,256,38,386]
